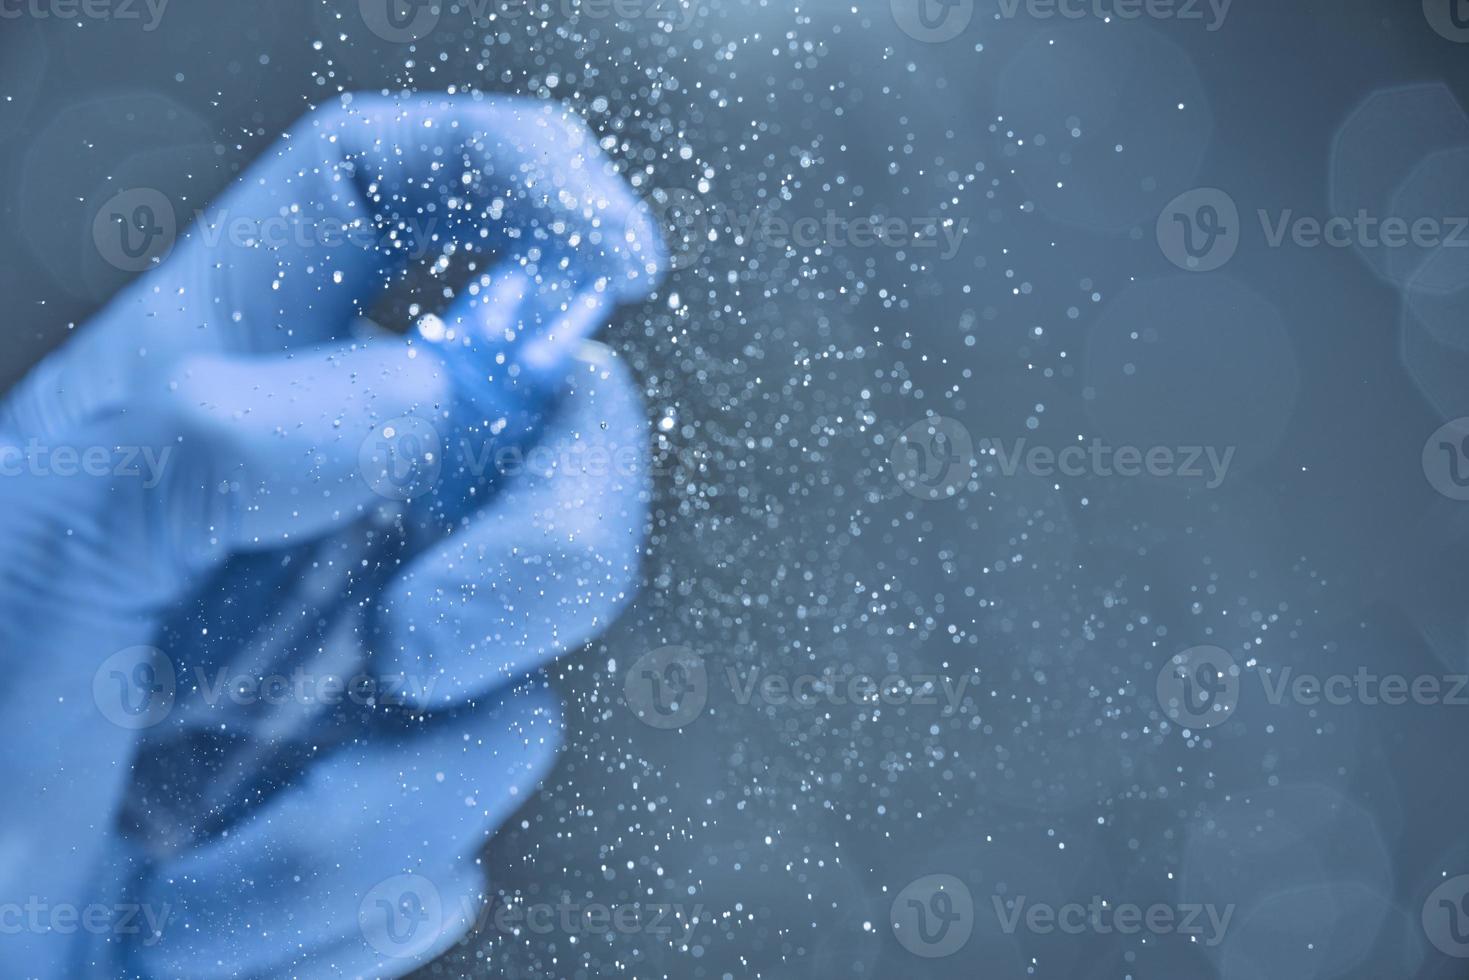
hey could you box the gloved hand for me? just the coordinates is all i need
[0,92,664,978]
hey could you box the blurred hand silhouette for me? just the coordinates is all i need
[0,92,663,978]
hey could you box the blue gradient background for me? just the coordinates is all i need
[3,2,1469,977]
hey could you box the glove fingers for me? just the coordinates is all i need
[327,93,665,302]
[131,274,612,579]
[116,686,562,980]
[0,91,662,980]
[369,342,650,708]
[0,571,157,978]
[1,92,664,439]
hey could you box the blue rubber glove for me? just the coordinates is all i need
[0,92,664,978]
